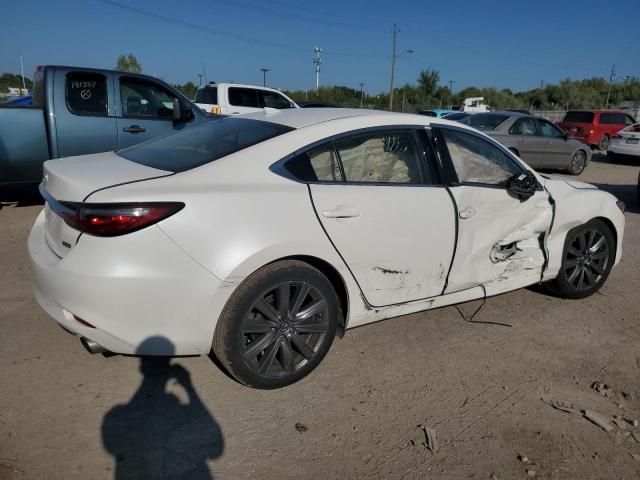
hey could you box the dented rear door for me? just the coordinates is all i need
[307,128,456,307]
[434,126,553,295]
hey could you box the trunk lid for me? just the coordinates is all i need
[41,151,172,258]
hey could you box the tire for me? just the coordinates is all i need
[212,260,341,389]
[567,150,587,175]
[508,148,520,158]
[598,135,610,151]
[548,219,615,299]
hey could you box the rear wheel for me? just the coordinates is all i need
[549,220,615,299]
[567,150,587,175]
[598,135,610,151]
[212,260,340,389]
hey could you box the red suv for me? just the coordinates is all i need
[557,110,636,151]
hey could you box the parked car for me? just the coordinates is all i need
[29,109,625,388]
[194,82,298,115]
[297,101,340,108]
[557,110,636,151]
[442,111,470,121]
[0,65,208,196]
[3,95,32,106]
[607,123,640,163]
[417,109,456,118]
[459,112,591,174]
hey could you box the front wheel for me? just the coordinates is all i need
[567,150,587,175]
[548,219,615,299]
[212,260,341,389]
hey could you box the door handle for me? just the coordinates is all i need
[322,208,360,219]
[122,125,146,133]
[459,207,476,219]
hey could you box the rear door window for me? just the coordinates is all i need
[599,113,617,124]
[66,72,108,116]
[625,115,636,125]
[536,119,565,138]
[283,143,343,182]
[229,87,260,107]
[509,118,537,136]
[563,111,594,123]
[260,90,292,109]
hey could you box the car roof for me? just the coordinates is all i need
[198,82,286,93]
[239,108,420,129]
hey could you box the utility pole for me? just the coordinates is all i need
[605,64,615,109]
[389,24,398,111]
[448,79,454,92]
[197,74,203,86]
[359,83,365,108]
[260,67,270,87]
[313,47,322,93]
[20,56,26,91]
[201,62,208,84]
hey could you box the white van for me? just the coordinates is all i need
[194,83,299,115]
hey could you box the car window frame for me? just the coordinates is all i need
[228,87,261,108]
[65,71,109,118]
[432,124,526,189]
[271,125,443,187]
[118,76,177,122]
[535,118,565,139]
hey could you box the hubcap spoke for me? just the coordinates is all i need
[567,265,581,283]
[243,316,276,334]
[564,258,579,268]
[295,317,329,334]
[294,299,327,322]
[290,334,315,360]
[278,283,291,318]
[258,337,281,374]
[590,261,605,275]
[576,268,586,290]
[591,250,608,260]
[254,298,280,323]
[589,235,606,253]
[243,330,279,360]
[568,246,581,258]
[584,267,596,286]
[577,233,587,252]
[280,337,295,373]
[290,283,311,318]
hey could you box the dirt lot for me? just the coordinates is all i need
[1,154,640,480]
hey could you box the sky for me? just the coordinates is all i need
[1,0,639,95]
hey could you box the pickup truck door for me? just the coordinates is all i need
[54,70,118,158]
[115,75,184,149]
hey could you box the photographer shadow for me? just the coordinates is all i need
[101,337,224,480]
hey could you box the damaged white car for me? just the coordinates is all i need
[29,109,625,389]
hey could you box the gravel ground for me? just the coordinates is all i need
[1,154,639,480]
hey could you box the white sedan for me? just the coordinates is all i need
[29,109,625,389]
[608,123,640,162]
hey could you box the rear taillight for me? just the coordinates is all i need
[59,202,184,237]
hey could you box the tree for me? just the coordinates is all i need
[417,69,439,97]
[115,54,142,73]
[174,81,198,99]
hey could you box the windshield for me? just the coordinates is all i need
[460,113,509,130]
[562,111,594,123]
[118,117,294,173]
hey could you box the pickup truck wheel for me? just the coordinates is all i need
[567,150,587,175]
[598,135,610,151]
[212,260,340,389]
[549,219,615,299]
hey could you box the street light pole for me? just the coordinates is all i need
[388,24,398,111]
[260,67,270,87]
[313,47,322,93]
[359,83,365,108]
[605,64,615,109]
[197,74,203,86]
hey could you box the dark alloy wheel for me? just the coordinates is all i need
[550,219,615,299]
[213,260,340,389]
[568,150,587,175]
[598,135,610,151]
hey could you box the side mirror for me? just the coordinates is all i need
[508,170,538,201]
[172,98,194,123]
[564,133,572,141]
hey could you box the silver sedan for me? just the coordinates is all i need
[460,112,591,175]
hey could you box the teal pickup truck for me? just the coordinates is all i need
[0,65,209,197]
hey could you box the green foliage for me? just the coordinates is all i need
[115,54,142,73]
[0,73,33,94]
[174,81,198,99]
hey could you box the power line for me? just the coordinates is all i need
[98,0,386,59]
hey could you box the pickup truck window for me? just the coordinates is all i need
[261,90,292,109]
[195,86,218,104]
[66,72,107,116]
[118,117,293,172]
[229,87,260,108]
[120,78,175,119]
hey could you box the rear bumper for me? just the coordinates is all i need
[28,210,226,355]
[608,143,640,158]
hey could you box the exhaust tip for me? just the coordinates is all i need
[80,337,108,354]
